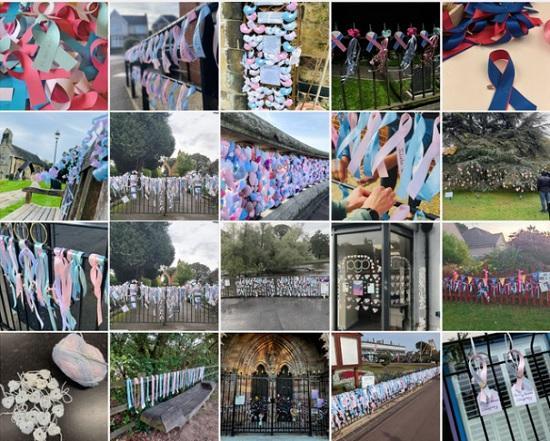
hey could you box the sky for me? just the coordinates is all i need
[255,113,330,153]
[111,2,179,27]
[361,333,441,351]
[168,221,219,269]
[168,113,219,161]
[464,222,549,240]
[1,113,105,163]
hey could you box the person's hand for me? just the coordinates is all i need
[345,186,371,212]
[338,156,350,182]
[361,186,396,216]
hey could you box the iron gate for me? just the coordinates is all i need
[221,371,329,436]
[110,286,218,325]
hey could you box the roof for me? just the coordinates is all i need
[221,113,329,159]
[152,15,178,31]
[1,129,46,166]
[460,227,503,249]
[123,15,148,26]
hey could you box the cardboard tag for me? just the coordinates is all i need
[263,35,281,56]
[260,65,281,85]
[477,388,502,416]
[121,196,130,204]
[511,379,537,407]
[258,11,284,24]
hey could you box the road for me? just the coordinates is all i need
[340,379,440,441]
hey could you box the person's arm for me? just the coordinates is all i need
[332,200,348,220]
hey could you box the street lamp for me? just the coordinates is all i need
[53,130,61,164]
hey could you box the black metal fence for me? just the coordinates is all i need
[221,275,330,298]
[221,371,329,436]
[443,333,550,441]
[124,3,218,111]
[110,286,218,326]
[0,223,108,331]
[334,41,439,110]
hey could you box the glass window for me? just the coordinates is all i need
[389,232,412,330]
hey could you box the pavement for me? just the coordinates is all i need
[222,436,327,441]
[336,379,440,441]
[0,189,24,209]
[110,54,137,110]
[221,297,330,331]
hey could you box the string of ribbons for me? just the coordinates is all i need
[110,282,219,318]
[35,114,108,217]
[334,112,440,220]
[110,172,218,213]
[0,2,108,110]
[241,1,300,110]
[229,275,329,298]
[0,234,106,330]
[220,140,329,220]
[125,366,205,410]
[332,367,440,431]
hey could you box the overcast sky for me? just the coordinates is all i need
[464,222,549,240]
[168,113,219,161]
[361,332,441,351]
[111,2,179,26]
[168,221,219,269]
[1,113,105,163]
[255,113,330,153]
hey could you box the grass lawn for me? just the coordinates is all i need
[443,191,548,220]
[443,301,550,331]
[0,180,32,192]
[0,181,63,218]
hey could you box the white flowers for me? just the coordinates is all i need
[0,370,71,440]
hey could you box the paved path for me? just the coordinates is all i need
[110,54,137,110]
[221,297,330,331]
[338,379,440,441]
[0,189,23,209]
[223,436,327,441]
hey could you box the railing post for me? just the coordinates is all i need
[385,63,391,107]
[230,372,237,436]
[130,63,137,98]
[198,3,219,110]
[163,287,167,327]
[307,371,313,436]
[140,62,150,110]
[124,61,130,87]
[163,180,168,217]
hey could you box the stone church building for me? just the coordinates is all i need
[0,129,47,180]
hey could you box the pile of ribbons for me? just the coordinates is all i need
[110,172,218,212]
[220,140,329,220]
[0,234,106,330]
[126,366,205,411]
[124,3,218,110]
[111,282,218,318]
[241,1,301,110]
[0,2,108,110]
[334,112,440,220]
[443,270,549,305]
[226,275,329,298]
[443,2,541,60]
[334,25,439,77]
[35,114,108,218]
[332,367,440,431]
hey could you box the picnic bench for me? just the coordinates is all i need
[140,381,216,433]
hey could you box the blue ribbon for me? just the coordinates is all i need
[396,113,426,199]
[192,4,211,58]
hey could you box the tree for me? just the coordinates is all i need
[175,151,195,176]
[111,113,175,173]
[110,222,175,281]
[173,260,194,285]
[189,262,211,282]
[310,230,329,259]
[123,37,140,51]
[190,153,211,174]
[443,233,470,265]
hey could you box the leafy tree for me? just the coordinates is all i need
[175,151,195,176]
[173,260,194,285]
[443,232,470,265]
[111,113,175,173]
[189,262,212,282]
[190,153,212,174]
[110,222,175,281]
[310,230,329,259]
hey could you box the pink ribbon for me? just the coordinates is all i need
[347,112,382,177]
[394,31,407,49]
[89,253,104,327]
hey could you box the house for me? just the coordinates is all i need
[0,129,47,180]
[444,223,506,258]
[152,15,178,33]
[110,10,148,51]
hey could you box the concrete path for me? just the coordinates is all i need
[110,55,137,110]
[221,297,330,331]
[223,436,327,441]
[0,189,23,209]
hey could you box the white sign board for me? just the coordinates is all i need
[361,375,375,389]
[445,192,454,199]
[258,11,284,24]
[539,272,550,293]
[235,395,245,405]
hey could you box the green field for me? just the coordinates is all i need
[443,301,550,331]
[0,180,33,193]
[0,180,63,218]
[443,191,548,220]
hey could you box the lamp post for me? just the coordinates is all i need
[53,130,61,164]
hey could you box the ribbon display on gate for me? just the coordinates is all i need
[332,367,439,431]
[126,366,205,410]
[0,2,108,110]
[224,275,329,298]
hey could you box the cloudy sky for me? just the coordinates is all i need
[168,113,219,161]
[1,113,105,163]
[465,222,549,239]
[256,113,330,153]
[361,332,441,351]
[111,2,179,27]
[168,221,219,269]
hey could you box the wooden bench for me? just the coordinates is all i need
[3,187,62,220]
[140,381,216,433]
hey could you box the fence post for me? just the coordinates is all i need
[198,3,219,110]
[140,63,150,110]
[307,371,313,436]
[230,372,237,437]
[163,287,168,327]
[384,63,391,106]
[270,377,275,436]
[125,61,130,87]
[163,180,168,217]
[130,63,137,98]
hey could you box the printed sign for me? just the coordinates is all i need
[511,380,538,407]
[361,375,375,388]
[539,272,550,293]
[444,192,454,199]
[260,65,281,85]
[235,395,245,405]
[311,389,319,400]
[258,11,284,24]
[121,196,130,203]
[477,388,502,416]
[121,305,130,313]
[224,278,230,287]
[352,280,363,297]
[320,282,329,296]
[263,35,281,56]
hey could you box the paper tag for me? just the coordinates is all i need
[511,379,537,407]
[352,280,363,296]
[258,12,284,24]
[260,65,281,85]
[263,35,281,56]
[224,279,230,287]
[121,196,130,204]
[478,388,502,416]
[235,395,245,405]
[320,283,329,295]
[445,191,454,199]
[121,305,129,313]
[0,87,14,101]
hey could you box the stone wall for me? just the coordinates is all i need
[220,2,330,110]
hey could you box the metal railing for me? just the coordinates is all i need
[221,275,330,298]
